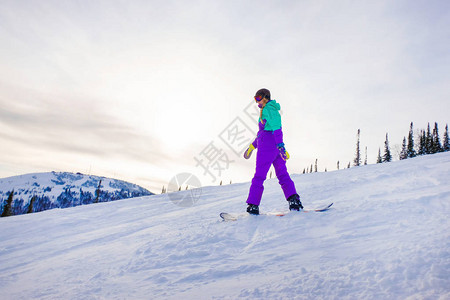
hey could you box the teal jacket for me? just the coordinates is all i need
[252,100,284,150]
[259,100,282,131]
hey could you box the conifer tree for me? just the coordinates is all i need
[377,148,382,163]
[425,123,433,154]
[432,122,442,153]
[443,124,450,151]
[95,180,102,203]
[364,146,368,165]
[337,161,340,170]
[400,137,408,160]
[27,195,36,214]
[1,190,14,217]
[383,133,392,162]
[418,130,426,155]
[354,129,361,166]
[314,159,318,172]
[407,122,416,158]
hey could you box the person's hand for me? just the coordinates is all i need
[243,144,256,159]
[277,143,290,161]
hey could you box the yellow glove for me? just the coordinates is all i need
[243,144,256,159]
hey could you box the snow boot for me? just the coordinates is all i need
[287,194,303,211]
[246,204,259,215]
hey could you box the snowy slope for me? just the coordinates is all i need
[0,172,153,214]
[0,153,449,299]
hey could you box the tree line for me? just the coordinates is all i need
[302,122,449,173]
[373,122,449,164]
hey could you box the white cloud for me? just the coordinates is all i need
[0,0,449,190]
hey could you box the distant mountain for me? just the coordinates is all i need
[0,172,153,216]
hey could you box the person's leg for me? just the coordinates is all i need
[246,149,277,206]
[272,154,297,199]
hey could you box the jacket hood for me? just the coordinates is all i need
[266,100,280,110]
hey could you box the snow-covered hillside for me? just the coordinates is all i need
[0,172,153,215]
[0,153,449,299]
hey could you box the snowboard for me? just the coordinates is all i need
[220,203,333,221]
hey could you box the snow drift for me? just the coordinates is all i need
[0,153,449,299]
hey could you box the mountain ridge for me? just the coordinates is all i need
[0,171,153,215]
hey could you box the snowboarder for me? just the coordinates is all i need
[243,88,303,215]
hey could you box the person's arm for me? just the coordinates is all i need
[243,120,264,159]
[274,129,290,160]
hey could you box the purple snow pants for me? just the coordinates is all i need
[246,131,297,206]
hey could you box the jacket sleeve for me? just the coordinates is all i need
[273,128,284,146]
[252,118,267,149]
[251,137,258,149]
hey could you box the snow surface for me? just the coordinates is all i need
[0,153,449,299]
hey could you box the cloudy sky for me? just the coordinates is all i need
[1,0,449,192]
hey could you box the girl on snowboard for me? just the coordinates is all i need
[243,88,302,215]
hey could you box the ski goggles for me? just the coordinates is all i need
[254,95,264,102]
